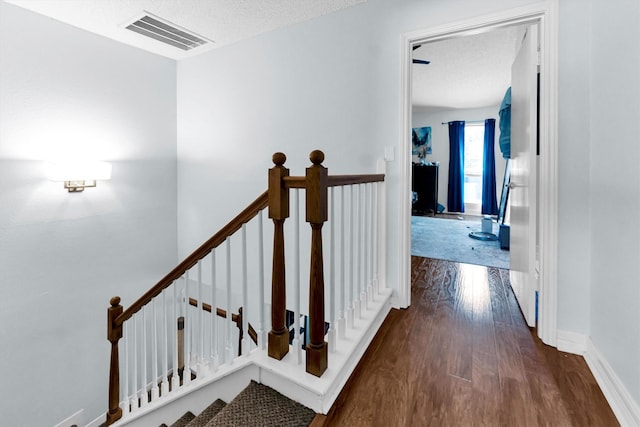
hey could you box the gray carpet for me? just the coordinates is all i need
[205,381,316,427]
[411,216,509,269]
[187,399,226,427]
[167,411,195,427]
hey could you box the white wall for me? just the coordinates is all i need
[176,0,543,303]
[412,105,507,213]
[586,0,640,404]
[0,3,178,425]
[172,0,640,416]
[556,0,592,337]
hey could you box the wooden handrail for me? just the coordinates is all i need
[247,323,258,345]
[282,176,306,188]
[188,297,240,322]
[328,174,385,186]
[283,174,384,189]
[114,190,269,326]
[188,298,259,348]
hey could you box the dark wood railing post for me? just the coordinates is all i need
[305,150,328,377]
[237,306,244,356]
[106,297,123,426]
[268,152,290,360]
[177,316,185,379]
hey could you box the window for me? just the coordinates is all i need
[463,124,485,214]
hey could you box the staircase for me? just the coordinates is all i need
[103,150,389,426]
[159,381,315,427]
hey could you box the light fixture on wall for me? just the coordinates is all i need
[45,161,112,192]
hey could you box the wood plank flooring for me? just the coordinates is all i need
[316,257,618,427]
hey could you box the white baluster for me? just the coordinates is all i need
[161,289,169,397]
[171,281,179,392]
[210,248,219,371]
[373,182,380,295]
[258,210,266,350]
[131,316,138,412]
[140,307,148,407]
[346,185,355,329]
[368,182,376,302]
[197,260,204,374]
[354,184,362,320]
[337,186,346,339]
[225,238,234,363]
[293,189,302,363]
[328,187,336,352]
[150,299,160,402]
[241,224,250,356]
[183,274,192,386]
[364,184,371,310]
[360,183,366,316]
[121,320,129,416]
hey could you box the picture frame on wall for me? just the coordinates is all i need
[412,126,432,162]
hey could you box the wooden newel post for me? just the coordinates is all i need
[306,150,328,377]
[268,152,290,360]
[106,296,123,426]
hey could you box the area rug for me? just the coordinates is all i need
[411,216,510,269]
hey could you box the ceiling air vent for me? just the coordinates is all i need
[125,12,212,51]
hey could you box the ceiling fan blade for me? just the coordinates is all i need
[412,59,431,65]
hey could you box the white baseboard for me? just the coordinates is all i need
[86,412,106,427]
[557,330,640,427]
[53,409,83,427]
[556,329,587,355]
[584,339,640,427]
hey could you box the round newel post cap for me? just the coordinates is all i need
[110,296,121,307]
[272,152,287,166]
[309,150,325,165]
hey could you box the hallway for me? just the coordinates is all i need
[316,257,618,426]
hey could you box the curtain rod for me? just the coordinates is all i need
[440,119,495,125]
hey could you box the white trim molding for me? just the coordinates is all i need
[399,0,559,345]
[557,331,640,427]
[557,329,588,355]
[584,340,640,427]
[53,409,84,427]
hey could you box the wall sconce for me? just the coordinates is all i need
[45,161,112,192]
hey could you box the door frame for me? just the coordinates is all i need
[399,1,559,346]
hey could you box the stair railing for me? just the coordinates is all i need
[266,150,385,377]
[106,192,268,425]
[106,150,385,425]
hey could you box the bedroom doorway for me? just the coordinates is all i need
[409,27,517,271]
[400,3,559,347]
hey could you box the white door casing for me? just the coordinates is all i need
[400,1,558,346]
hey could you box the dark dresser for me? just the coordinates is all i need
[412,163,439,215]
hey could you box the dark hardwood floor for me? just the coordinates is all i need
[314,257,618,426]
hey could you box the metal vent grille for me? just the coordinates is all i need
[125,13,212,51]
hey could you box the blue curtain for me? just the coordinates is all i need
[447,121,465,213]
[482,118,499,215]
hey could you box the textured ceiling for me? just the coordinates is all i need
[412,25,525,111]
[4,0,367,60]
[5,0,524,110]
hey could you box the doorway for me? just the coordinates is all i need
[410,26,521,278]
[400,3,559,346]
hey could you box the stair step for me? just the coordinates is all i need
[162,411,195,427]
[185,399,226,427]
[205,381,315,427]
[159,381,315,427]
